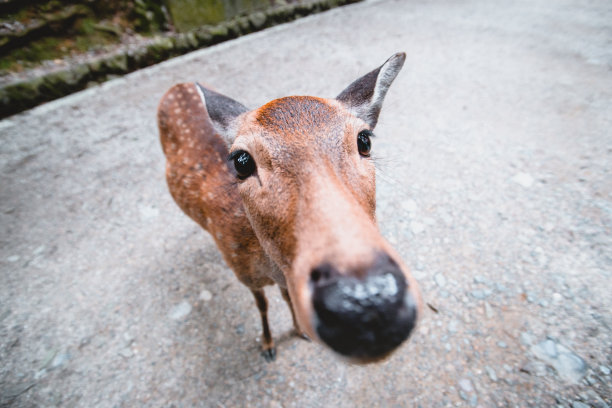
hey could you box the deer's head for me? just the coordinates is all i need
[198,53,421,362]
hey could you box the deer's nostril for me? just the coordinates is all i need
[310,263,336,286]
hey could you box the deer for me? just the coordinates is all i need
[157,52,421,363]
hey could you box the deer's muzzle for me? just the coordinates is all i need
[310,252,417,361]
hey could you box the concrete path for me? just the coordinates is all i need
[1,0,611,406]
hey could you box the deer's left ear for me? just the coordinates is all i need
[195,82,248,146]
[336,52,406,128]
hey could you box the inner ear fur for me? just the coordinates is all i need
[195,82,248,146]
[336,52,406,128]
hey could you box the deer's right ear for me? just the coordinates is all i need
[196,82,248,146]
[336,52,406,129]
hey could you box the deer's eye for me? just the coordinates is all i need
[357,130,373,157]
[229,150,256,179]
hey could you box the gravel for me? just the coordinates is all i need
[531,339,588,384]
[1,0,611,406]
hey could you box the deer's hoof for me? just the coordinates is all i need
[296,331,311,342]
[261,347,276,362]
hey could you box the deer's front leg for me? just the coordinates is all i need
[251,288,276,361]
[280,287,310,341]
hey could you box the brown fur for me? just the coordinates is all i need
[159,84,289,356]
[158,78,421,361]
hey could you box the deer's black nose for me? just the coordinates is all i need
[310,253,417,360]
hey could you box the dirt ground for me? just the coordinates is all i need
[1,0,611,406]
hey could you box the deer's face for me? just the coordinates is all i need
[200,53,420,362]
[229,97,375,268]
[227,96,419,362]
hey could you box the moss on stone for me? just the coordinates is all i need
[166,0,226,32]
[194,27,213,46]
[1,0,365,119]
[132,0,169,32]
[145,37,175,63]
[266,5,295,25]
[40,65,90,96]
[87,58,105,75]
[172,34,190,52]
[4,79,43,105]
[236,16,251,34]
[104,54,128,74]
[126,46,149,69]
[209,24,230,43]
[225,20,243,38]
[249,11,267,30]
[165,0,271,32]
[171,31,199,52]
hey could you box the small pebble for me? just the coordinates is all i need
[556,350,587,383]
[494,283,507,293]
[423,217,435,225]
[51,352,69,368]
[7,255,20,262]
[600,365,611,375]
[526,292,537,303]
[139,205,159,221]
[33,245,46,255]
[473,275,487,284]
[199,289,212,301]
[470,289,491,300]
[410,221,425,234]
[458,378,473,393]
[402,199,418,213]
[123,332,134,346]
[168,300,192,320]
[520,332,534,346]
[484,302,494,318]
[531,339,587,383]
[434,273,446,287]
[533,361,549,376]
[485,366,497,382]
[511,172,534,188]
[543,339,558,358]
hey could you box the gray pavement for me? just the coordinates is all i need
[1,0,611,406]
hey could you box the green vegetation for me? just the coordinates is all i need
[0,0,363,118]
[0,0,167,74]
[165,0,269,32]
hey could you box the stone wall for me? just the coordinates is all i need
[166,0,272,32]
[0,0,362,119]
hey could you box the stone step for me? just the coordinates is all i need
[0,4,90,54]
